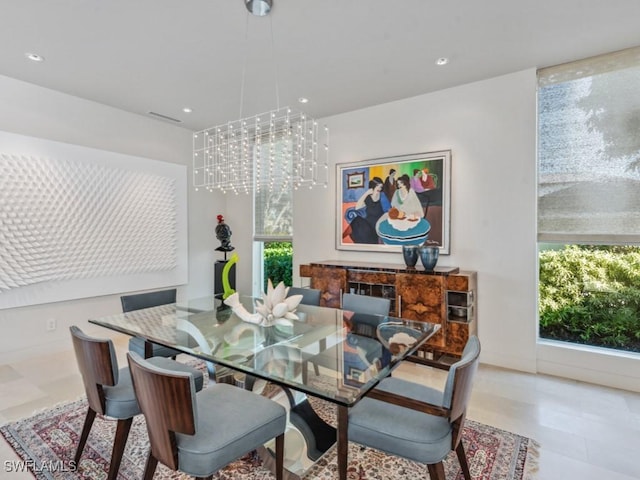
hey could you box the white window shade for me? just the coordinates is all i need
[253,140,293,242]
[538,46,640,243]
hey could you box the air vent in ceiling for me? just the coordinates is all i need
[147,111,183,123]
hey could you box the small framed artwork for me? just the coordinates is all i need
[347,171,365,188]
[336,150,451,254]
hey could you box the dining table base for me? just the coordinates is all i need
[337,405,349,480]
[258,386,339,478]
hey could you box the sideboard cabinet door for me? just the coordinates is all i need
[396,273,447,349]
[310,266,346,308]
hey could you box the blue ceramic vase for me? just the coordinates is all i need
[419,245,439,271]
[402,245,419,267]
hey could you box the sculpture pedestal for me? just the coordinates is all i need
[214,260,236,300]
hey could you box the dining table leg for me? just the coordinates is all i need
[337,405,348,480]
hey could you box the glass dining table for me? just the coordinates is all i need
[89,295,440,480]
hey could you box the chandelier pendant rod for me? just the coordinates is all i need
[269,15,280,111]
[238,11,250,120]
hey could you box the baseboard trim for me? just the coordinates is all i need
[537,340,640,393]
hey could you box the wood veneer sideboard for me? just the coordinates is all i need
[299,260,477,360]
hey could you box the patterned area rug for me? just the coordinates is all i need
[1,371,538,480]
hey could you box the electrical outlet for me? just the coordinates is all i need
[46,318,56,331]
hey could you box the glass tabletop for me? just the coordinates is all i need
[89,295,440,407]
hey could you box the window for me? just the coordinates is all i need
[253,139,293,294]
[537,46,640,353]
[538,47,640,242]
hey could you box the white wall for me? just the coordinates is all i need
[287,69,538,373]
[0,75,223,362]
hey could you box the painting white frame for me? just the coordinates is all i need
[336,150,451,254]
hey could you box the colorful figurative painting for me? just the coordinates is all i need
[336,151,451,254]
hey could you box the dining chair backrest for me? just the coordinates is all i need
[342,293,390,316]
[121,288,182,359]
[288,286,321,306]
[70,325,118,416]
[120,288,177,313]
[442,335,481,420]
[127,351,197,471]
[342,293,391,338]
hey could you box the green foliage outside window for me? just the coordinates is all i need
[263,242,293,291]
[539,245,640,352]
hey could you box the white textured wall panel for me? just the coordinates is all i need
[0,130,188,309]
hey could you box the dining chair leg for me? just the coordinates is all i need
[107,417,133,480]
[275,432,285,480]
[74,407,96,464]
[427,461,446,480]
[243,374,257,391]
[143,453,158,480]
[456,441,472,480]
[316,338,326,376]
[143,340,154,359]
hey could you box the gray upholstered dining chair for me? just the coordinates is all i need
[120,288,183,359]
[287,286,321,306]
[306,293,391,378]
[348,336,481,480]
[342,292,391,317]
[69,326,204,480]
[342,293,391,345]
[127,351,287,480]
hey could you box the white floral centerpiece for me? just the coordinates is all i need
[223,279,303,327]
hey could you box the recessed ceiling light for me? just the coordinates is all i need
[183,107,193,113]
[435,57,449,66]
[298,97,309,104]
[25,52,45,62]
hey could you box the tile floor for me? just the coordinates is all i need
[1,328,640,480]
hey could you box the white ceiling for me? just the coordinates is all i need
[1,0,639,131]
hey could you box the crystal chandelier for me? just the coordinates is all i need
[193,107,329,194]
[192,0,329,194]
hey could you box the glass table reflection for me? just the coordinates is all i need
[89,295,439,480]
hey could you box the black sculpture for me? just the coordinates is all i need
[215,214,234,252]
